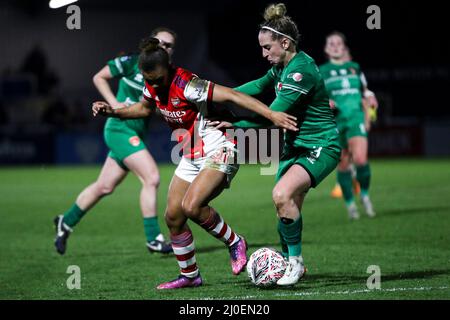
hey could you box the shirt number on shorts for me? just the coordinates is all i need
[307,147,322,164]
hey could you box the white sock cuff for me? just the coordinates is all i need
[181,269,199,278]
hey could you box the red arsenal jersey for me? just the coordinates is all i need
[142,66,233,159]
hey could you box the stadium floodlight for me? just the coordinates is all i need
[49,0,78,9]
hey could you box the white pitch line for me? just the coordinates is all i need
[198,286,449,300]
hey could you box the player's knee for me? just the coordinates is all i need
[96,182,115,196]
[272,188,289,208]
[353,154,367,166]
[181,198,201,219]
[164,208,184,229]
[164,210,177,228]
[143,172,160,189]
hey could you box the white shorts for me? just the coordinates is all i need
[174,145,239,187]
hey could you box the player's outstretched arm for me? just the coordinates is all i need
[212,84,298,132]
[92,100,153,119]
[234,72,274,96]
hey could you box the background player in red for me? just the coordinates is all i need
[92,37,298,289]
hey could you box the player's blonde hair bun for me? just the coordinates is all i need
[259,3,299,45]
[263,3,287,21]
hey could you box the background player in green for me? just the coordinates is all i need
[53,27,177,255]
[319,31,378,220]
[213,3,341,286]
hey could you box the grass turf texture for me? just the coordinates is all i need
[0,159,449,300]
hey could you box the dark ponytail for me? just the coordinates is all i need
[138,37,169,72]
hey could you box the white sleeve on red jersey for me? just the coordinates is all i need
[183,77,214,115]
[142,85,153,101]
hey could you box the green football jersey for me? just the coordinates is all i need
[105,54,147,134]
[319,61,365,121]
[235,51,339,151]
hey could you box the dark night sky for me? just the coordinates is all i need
[8,0,449,68]
[3,0,449,118]
[206,0,449,118]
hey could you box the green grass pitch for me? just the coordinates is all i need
[0,159,449,300]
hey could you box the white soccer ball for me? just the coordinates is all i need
[246,247,287,287]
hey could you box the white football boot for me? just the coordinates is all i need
[347,202,360,220]
[277,256,306,286]
[361,195,376,217]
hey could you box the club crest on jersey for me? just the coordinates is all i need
[129,136,141,147]
[288,72,303,82]
[349,68,356,75]
[171,97,181,107]
[134,73,143,82]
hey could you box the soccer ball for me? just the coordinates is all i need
[246,247,287,287]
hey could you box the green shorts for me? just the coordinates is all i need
[104,128,146,170]
[337,113,367,149]
[276,145,340,188]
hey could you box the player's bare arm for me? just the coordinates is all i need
[92,99,154,118]
[212,84,298,132]
[93,66,127,109]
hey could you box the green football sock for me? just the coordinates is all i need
[277,227,289,258]
[63,203,86,228]
[356,164,371,197]
[337,170,354,205]
[277,216,302,258]
[143,217,161,242]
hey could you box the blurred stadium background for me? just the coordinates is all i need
[0,0,449,163]
[0,0,449,300]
